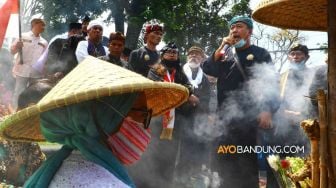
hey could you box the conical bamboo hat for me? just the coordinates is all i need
[0,56,189,142]
[252,0,327,31]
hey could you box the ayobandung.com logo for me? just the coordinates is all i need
[217,145,305,154]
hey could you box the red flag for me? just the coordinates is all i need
[0,0,19,48]
[11,0,18,13]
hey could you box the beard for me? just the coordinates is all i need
[161,59,181,69]
[187,58,201,68]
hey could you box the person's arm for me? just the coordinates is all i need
[10,38,22,55]
[257,49,280,129]
[202,54,222,78]
[128,50,139,73]
[262,48,273,64]
[147,63,165,81]
[181,71,194,96]
[178,70,197,106]
[309,65,327,106]
[213,35,236,62]
[104,46,109,56]
[202,36,235,78]
[199,76,211,112]
[75,41,88,63]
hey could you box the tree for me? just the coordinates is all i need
[21,0,43,31]
[138,0,252,54]
[30,0,251,52]
[37,0,108,40]
[101,0,252,52]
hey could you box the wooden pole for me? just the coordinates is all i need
[317,90,327,188]
[328,0,336,187]
[312,139,320,188]
[301,120,320,188]
[18,0,23,64]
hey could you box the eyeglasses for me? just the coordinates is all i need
[131,108,153,129]
[97,99,152,129]
[164,50,178,55]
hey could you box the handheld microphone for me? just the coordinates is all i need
[220,44,230,55]
[223,44,230,51]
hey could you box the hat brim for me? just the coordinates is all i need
[0,57,189,142]
[252,0,327,31]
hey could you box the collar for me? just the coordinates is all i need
[28,31,40,38]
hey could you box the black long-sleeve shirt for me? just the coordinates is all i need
[128,47,159,77]
[203,45,279,114]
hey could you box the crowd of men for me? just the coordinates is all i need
[0,15,328,188]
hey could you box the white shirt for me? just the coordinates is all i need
[75,40,108,63]
[12,31,48,78]
[49,150,130,188]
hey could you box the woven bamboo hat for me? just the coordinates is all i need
[252,0,327,31]
[0,56,189,142]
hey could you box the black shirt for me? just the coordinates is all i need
[128,47,159,77]
[203,45,276,111]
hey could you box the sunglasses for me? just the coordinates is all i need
[97,99,152,129]
[131,108,153,129]
[165,50,178,55]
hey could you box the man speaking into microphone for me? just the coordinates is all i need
[203,16,280,187]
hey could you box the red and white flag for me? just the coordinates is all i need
[0,0,18,48]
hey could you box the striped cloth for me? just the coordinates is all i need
[108,117,151,165]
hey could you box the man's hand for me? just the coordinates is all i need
[214,35,236,62]
[10,40,23,54]
[258,111,273,129]
[16,41,24,49]
[284,109,302,126]
[284,110,301,116]
[188,94,200,107]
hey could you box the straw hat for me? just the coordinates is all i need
[252,0,327,31]
[0,56,189,142]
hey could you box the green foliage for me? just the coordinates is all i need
[37,0,108,40]
[285,156,305,173]
[29,0,251,53]
[230,0,251,17]
[142,0,252,54]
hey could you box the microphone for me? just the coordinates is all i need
[223,44,230,51]
[220,44,230,55]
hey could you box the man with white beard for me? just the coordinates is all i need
[183,46,210,94]
[173,46,212,187]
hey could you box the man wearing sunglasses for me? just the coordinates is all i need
[75,20,108,63]
[132,42,196,188]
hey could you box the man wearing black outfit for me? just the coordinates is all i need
[203,16,280,188]
[128,23,163,77]
[128,42,197,188]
